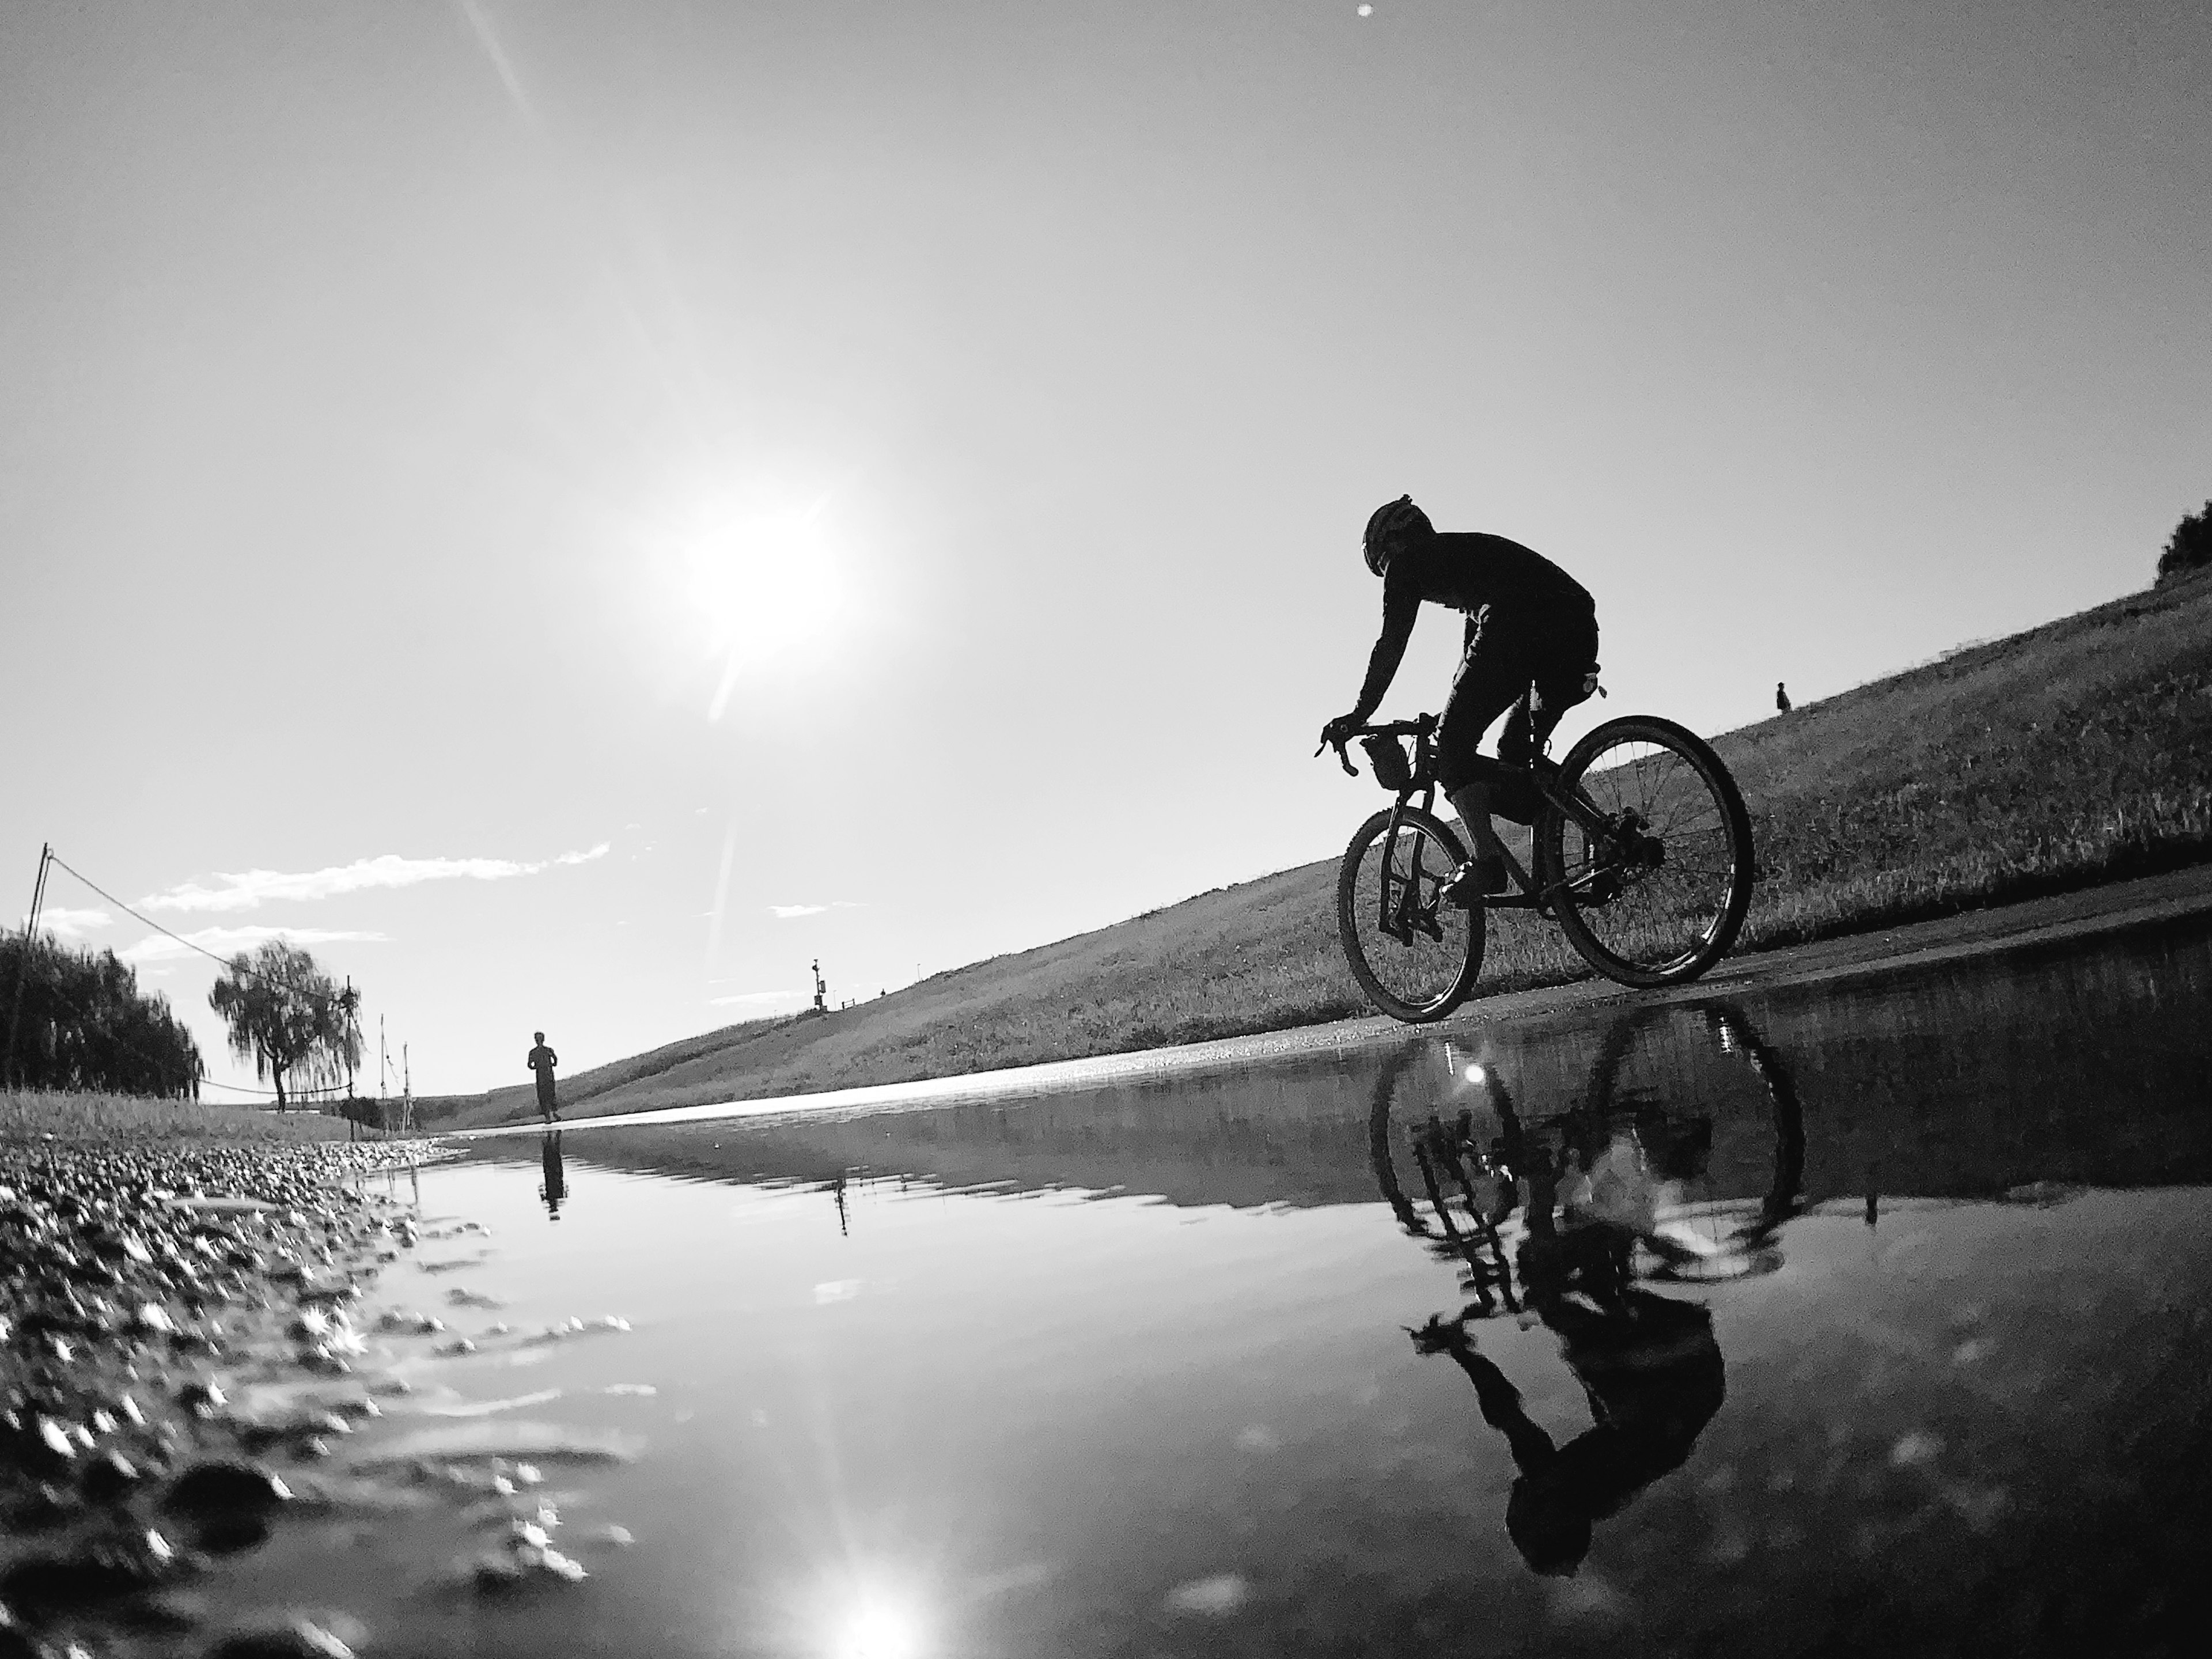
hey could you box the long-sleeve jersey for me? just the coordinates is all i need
[1353,532,1594,720]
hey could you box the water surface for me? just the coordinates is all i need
[243,919,2212,1654]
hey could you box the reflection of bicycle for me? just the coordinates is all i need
[1320,692,1755,1022]
[1367,1001,1803,1301]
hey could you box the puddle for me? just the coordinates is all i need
[26,914,2212,1653]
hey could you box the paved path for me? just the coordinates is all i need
[461,863,2212,1139]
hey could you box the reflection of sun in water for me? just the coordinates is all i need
[829,1599,923,1659]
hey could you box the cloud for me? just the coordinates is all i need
[707,990,804,1006]
[766,900,863,920]
[26,907,112,941]
[120,926,392,965]
[141,844,611,914]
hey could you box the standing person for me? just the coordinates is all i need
[1775,681,1791,713]
[527,1030,559,1123]
[1320,496,1601,904]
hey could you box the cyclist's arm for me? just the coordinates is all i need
[1348,581,1421,722]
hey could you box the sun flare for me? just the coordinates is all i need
[634,471,863,719]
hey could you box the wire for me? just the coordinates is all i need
[44,853,356,1010]
[14,849,364,1101]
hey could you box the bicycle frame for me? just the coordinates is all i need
[1343,696,1623,921]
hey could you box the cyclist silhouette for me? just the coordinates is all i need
[1321,496,1600,903]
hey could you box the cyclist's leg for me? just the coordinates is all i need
[1435,607,1532,877]
[1502,607,1600,766]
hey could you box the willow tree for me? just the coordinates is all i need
[207,941,362,1109]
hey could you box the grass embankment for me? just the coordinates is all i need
[0,1088,368,1145]
[442,571,2212,1128]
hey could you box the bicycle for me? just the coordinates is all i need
[1319,691,1755,1022]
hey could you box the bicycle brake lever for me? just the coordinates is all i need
[1335,742,1357,777]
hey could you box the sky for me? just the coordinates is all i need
[3,0,2206,1097]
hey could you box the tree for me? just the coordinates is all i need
[207,941,362,1109]
[1,932,204,1096]
[2157,500,2211,584]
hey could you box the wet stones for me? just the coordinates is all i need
[0,1137,439,1653]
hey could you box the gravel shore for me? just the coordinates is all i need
[1,1137,445,1659]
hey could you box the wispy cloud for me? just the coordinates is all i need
[766,900,862,920]
[141,845,611,914]
[25,907,112,941]
[120,926,392,965]
[707,990,804,1006]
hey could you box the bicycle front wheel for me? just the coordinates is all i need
[1537,717,1754,988]
[1336,807,1484,1022]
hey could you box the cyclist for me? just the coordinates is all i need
[1320,495,1600,901]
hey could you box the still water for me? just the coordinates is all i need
[260,919,2211,1654]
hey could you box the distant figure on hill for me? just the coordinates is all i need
[527,1031,559,1123]
[540,1129,567,1219]
[1321,495,1600,904]
[1775,681,1791,713]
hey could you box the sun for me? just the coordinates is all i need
[639,471,861,718]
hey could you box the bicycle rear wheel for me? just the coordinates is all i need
[1337,807,1484,1022]
[1537,717,1754,988]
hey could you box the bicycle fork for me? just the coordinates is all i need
[1377,802,1444,944]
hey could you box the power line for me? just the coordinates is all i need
[10,846,367,1100]
[43,851,355,1010]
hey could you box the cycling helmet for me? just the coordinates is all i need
[1362,495,1432,575]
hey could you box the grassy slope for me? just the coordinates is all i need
[444,571,2212,1128]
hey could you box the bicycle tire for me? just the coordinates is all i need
[1336,807,1483,1023]
[1536,715,1754,988]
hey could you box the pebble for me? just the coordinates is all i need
[161,1461,293,1554]
[202,1611,366,1659]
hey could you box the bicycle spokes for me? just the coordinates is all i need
[1545,725,1753,984]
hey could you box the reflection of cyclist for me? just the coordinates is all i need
[1319,497,1600,902]
[1375,1005,1808,1577]
[1420,1255,1723,1577]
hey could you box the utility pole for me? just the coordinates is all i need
[5,843,52,1089]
